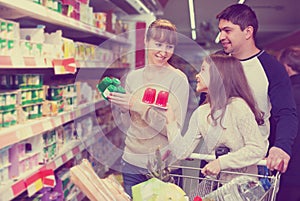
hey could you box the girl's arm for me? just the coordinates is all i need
[166,108,203,160]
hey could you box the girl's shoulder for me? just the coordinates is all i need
[228,97,252,113]
[195,103,211,116]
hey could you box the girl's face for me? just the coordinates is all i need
[146,38,175,67]
[196,60,210,93]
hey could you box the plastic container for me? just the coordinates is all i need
[155,90,169,108]
[102,85,117,100]
[97,77,113,93]
[47,85,63,100]
[142,88,156,104]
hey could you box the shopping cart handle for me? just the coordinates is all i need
[187,153,267,166]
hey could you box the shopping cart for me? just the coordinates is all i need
[169,153,281,201]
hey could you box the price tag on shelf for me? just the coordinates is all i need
[16,127,33,141]
[40,169,56,188]
[23,57,37,67]
[52,58,77,75]
[75,109,81,118]
[55,157,63,168]
[63,113,71,123]
[42,120,53,131]
[66,150,73,161]
[25,173,43,197]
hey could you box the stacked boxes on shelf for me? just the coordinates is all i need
[1,16,120,68]
[0,90,17,128]
[43,122,77,163]
[61,0,81,21]
[94,12,107,31]
[44,83,77,116]
[0,18,20,56]
[0,146,10,184]
[20,27,45,58]
[8,136,42,180]
[0,74,44,126]
[42,129,57,163]
[19,74,44,121]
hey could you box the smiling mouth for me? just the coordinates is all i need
[155,54,166,60]
[221,41,231,48]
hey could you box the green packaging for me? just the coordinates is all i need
[102,85,117,100]
[97,77,113,93]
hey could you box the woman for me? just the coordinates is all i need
[108,19,189,197]
[166,54,267,180]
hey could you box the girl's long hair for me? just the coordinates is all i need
[205,54,264,127]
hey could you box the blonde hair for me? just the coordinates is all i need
[146,19,178,45]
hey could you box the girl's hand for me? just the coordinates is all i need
[201,159,221,176]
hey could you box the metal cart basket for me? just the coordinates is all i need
[169,153,281,201]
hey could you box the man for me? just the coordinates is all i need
[277,46,300,201]
[216,4,298,173]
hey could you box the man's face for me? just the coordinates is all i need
[218,19,246,56]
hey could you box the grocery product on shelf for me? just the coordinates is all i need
[0,0,134,200]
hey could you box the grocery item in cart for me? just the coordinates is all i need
[203,175,266,201]
[132,177,187,201]
[70,159,131,201]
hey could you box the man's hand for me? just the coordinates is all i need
[201,159,221,176]
[266,146,290,173]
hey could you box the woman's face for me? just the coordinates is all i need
[196,60,210,93]
[146,38,175,67]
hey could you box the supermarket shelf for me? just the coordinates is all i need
[0,99,109,150]
[0,124,117,200]
[0,0,129,44]
[0,56,131,71]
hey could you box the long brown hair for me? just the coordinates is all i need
[146,19,178,45]
[205,54,264,127]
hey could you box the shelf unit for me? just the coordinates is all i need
[0,0,134,200]
[0,100,108,150]
[0,121,117,200]
[0,0,129,44]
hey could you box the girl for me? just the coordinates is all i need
[166,54,267,180]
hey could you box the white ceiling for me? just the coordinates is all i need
[91,0,300,50]
[158,0,300,49]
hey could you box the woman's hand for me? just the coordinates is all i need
[108,92,133,111]
[164,105,176,124]
[201,159,221,176]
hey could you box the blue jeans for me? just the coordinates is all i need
[121,160,182,198]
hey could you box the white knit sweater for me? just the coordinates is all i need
[120,66,189,169]
[168,97,268,179]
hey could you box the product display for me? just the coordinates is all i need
[97,76,126,100]
[141,87,169,109]
[0,1,131,200]
[70,159,131,201]
[132,178,187,201]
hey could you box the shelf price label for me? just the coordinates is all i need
[52,58,77,75]
[25,172,43,197]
